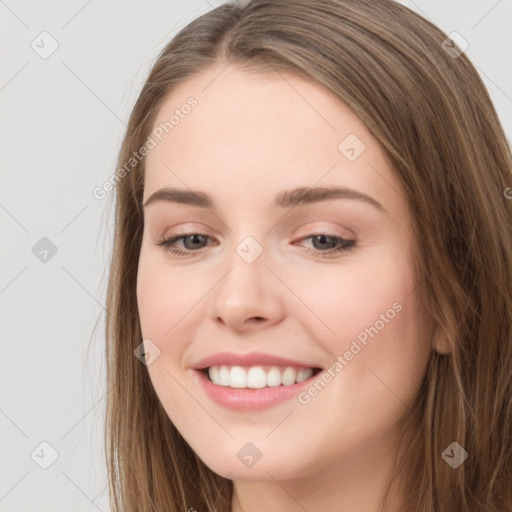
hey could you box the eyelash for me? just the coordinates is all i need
[155,232,356,259]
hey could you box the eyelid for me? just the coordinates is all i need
[157,225,352,244]
[156,223,216,239]
[156,220,354,241]
[290,222,356,243]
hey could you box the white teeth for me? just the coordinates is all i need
[219,366,230,386]
[229,366,247,388]
[281,367,296,386]
[246,367,267,388]
[207,365,316,388]
[266,367,282,387]
[209,366,220,383]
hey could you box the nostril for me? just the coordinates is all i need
[247,316,265,324]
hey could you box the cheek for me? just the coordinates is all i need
[287,251,414,351]
[136,253,198,418]
[293,247,429,396]
[136,249,196,343]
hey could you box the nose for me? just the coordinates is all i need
[206,242,285,333]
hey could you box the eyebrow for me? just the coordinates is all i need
[142,186,387,213]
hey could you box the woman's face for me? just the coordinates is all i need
[136,63,433,485]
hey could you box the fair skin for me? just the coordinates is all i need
[136,63,445,512]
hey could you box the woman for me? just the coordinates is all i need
[104,0,512,510]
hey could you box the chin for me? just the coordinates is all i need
[190,439,312,482]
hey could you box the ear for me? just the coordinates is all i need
[433,330,452,355]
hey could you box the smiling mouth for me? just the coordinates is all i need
[201,365,322,389]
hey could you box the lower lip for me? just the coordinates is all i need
[194,369,319,410]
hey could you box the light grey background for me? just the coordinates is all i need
[1,1,511,510]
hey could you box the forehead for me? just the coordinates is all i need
[143,64,405,218]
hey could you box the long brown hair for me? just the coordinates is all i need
[104,1,512,510]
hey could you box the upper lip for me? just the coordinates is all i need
[192,351,321,370]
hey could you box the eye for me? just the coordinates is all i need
[155,232,356,259]
[155,233,212,256]
[294,234,356,258]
